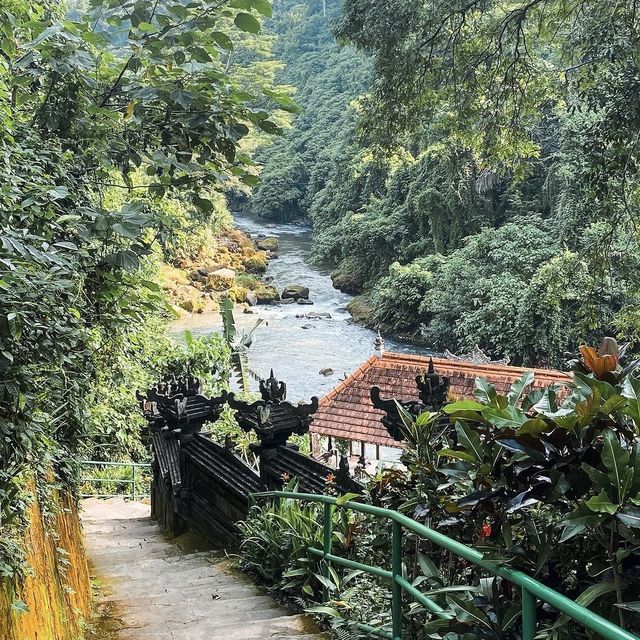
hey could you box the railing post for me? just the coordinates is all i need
[522,587,537,640]
[132,464,136,501]
[323,502,332,602]
[391,520,402,640]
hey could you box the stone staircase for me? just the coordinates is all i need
[81,498,329,640]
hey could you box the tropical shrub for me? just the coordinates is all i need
[238,341,640,638]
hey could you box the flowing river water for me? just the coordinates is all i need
[171,212,431,402]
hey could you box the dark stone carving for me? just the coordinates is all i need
[371,358,450,441]
[416,359,450,410]
[137,375,227,438]
[227,370,319,448]
[142,371,361,547]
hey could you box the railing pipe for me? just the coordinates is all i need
[522,587,537,640]
[391,520,403,640]
[323,502,333,601]
[251,491,640,640]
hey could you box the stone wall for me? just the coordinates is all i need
[0,487,92,640]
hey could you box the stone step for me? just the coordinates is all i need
[100,580,265,604]
[90,548,215,570]
[81,498,327,640]
[118,597,287,626]
[117,614,318,640]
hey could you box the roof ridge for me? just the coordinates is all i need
[381,351,570,378]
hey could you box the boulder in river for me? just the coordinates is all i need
[256,236,279,252]
[281,298,296,305]
[254,285,280,304]
[281,284,310,301]
[346,296,374,325]
[246,290,258,306]
[319,368,334,377]
[297,298,314,305]
[305,311,332,319]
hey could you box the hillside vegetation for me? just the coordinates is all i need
[248,0,640,367]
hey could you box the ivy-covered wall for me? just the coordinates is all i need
[0,488,91,640]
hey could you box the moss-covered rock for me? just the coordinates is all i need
[254,285,280,304]
[281,284,310,300]
[243,252,268,273]
[331,269,362,295]
[255,236,279,252]
[346,295,374,325]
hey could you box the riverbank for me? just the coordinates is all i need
[168,213,433,401]
[160,225,279,316]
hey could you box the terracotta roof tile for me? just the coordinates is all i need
[310,352,572,448]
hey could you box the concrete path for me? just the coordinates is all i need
[82,498,329,640]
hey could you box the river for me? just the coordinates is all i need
[171,213,431,402]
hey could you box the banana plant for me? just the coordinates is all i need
[219,297,263,394]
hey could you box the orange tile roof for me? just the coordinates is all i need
[310,352,572,448]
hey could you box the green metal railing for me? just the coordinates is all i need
[252,491,639,640]
[81,461,152,501]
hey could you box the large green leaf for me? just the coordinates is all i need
[443,399,485,414]
[507,371,534,404]
[475,377,497,403]
[601,430,630,500]
[617,507,640,528]
[455,421,484,462]
[585,490,618,515]
[446,595,491,629]
[234,12,261,33]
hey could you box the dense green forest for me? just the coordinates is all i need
[248,0,640,367]
[0,0,287,576]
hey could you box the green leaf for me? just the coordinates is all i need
[585,490,618,515]
[305,605,341,618]
[446,595,491,629]
[257,120,282,135]
[455,422,483,462]
[482,405,528,429]
[10,600,29,614]
[437,448,476,463]
[516,418,550,436]
[336,492,359,506]
[234,12,261,33]
[475,377,497,403]
[211,31,234,50]
[553,582,616,629]
[417,552,440,579]
[443,399,485,414]
[617,507,640,528]
[601,430,630,500]
[193,197,214,214]
[507,371,535,404]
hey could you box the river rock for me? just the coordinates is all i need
[331,269,362,295]
[256,236,279,252]
[188,266,221,283]
[282,284,310,301]
[301,324,314,330]
[346,296,374,325]
[319,368,334,376]
[245,290,258,306]
[254,285,280,304]
[281,298,296,305]
[297,298,314,305]
[210,268,235,280]
[305,311,332,319]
